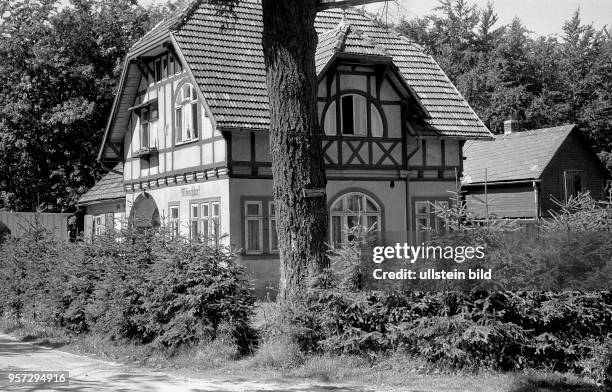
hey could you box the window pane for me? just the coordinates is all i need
[331,198,343,212]
[416,217,428,230]
[332,216,342,245]
[270,219,278,251]
[155,60,162,82]
[202,204,209,218]
[212,203,219,216]
[175,108,182,142]
[341,95,354,134]
[347,215,360,229]
[346,194,362,212]
[141,108,149,122]
[151,105,158,120]
[201,218,209,238]
[191,204,198,218]
[184,103,192,140]
[246,203,260,216]
[367,215,378,230]
[212,217,220,238]
[415,201,429,215]
[170,207,179,219]
[162,57,168,79]
[269,202,276,216]
[191,223,198,239]
[191,102,198,138]
[141,123,149,148]
[366,198,379,212]
[247,220,260,251]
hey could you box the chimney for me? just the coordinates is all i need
[503,118,521,135]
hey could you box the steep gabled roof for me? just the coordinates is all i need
[99,0,491,161]
[78,163,125,205]
[462,125,577,185]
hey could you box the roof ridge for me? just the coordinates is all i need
[496,124,576,138]
[168,0,203,32]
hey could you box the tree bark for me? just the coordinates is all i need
[261,0,328,307]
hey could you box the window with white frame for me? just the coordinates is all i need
[94,215,104,236]
[414,200,449,244]
[140,103,158,149]
[174,83,199,143]
[190,200,221,243]
[169,205,180,238]
[268,201,278,253]
[244,201,263,254]
[211,202,220,243]
[329,192,381,247]
[322,93,384,136]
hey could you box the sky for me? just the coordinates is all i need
[61,0,609,37]
[367,0,612,36]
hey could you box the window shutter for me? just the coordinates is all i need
[354,95,367,135]
[84,215,92,243]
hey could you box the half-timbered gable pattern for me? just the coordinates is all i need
[80,0,492,296]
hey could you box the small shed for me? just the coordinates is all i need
[462,123,610,219]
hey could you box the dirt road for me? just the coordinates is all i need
[0,333,373,392]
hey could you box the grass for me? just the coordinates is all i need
[0,308,607,392]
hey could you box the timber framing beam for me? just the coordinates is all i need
[316,0,386,11]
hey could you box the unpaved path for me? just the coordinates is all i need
[0,333,374,392]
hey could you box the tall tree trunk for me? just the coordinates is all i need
[261,0,328,307]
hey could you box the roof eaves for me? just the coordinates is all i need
[97,58,130,162]
[462,178,541,187]
[77,197,125,208]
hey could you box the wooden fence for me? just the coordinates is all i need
[0,212,73,242]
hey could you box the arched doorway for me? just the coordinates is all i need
[130,192,161,228]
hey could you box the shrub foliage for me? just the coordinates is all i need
[0,225,255,351]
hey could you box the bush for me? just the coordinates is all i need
[285,286,611,378]
[0,223,256,353]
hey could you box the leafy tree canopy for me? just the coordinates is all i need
[0,0,177,211]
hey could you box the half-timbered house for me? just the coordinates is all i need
[78,0,492,295]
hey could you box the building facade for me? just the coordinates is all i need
[79,0,492,296]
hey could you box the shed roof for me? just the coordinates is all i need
[462,124,577,185]
[99,0,491,160]
[78,163,125,205]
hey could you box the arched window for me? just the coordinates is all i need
[322,93,384,136]
[330,192,381,246]
[175,83,199,143]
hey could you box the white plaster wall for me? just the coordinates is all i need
[125,179,230,239]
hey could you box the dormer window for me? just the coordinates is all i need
[322,93,384,136]
[140,102,158,149]
[175,83,199,143]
